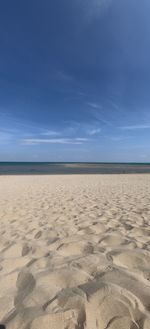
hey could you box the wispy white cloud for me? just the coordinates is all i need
[87,102,102,109]
[54,71,73,82]
[88,128,101,135]
[0,129,18,144]
[120,124,150,130]
[41,130,61,136]
[0,131,13,143]
[89,108,113,126]
[81,0,112,22]
[64,119,102,136]
[108,136,126,142]
[22,138,89,145]
[75,138,89,141]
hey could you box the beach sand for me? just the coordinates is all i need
[0,174,150,328]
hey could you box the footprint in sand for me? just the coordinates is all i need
[34,231,42,239]
[14,270,36,307]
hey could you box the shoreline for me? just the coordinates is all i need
[1,162,150,176]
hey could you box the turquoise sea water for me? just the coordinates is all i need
[1,162,150,175]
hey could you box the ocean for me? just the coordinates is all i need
[1,162,150,175]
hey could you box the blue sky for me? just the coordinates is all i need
[0,0,150,161]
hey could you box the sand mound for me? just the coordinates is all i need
[37,267,90,290]
[99,233,126,247]
[80,280,144,328]
[2,243,23,258]
[111,249,150,269]
[70,253,110,277]
[143,318,150,329]
[57,240,94,256]
[30,309,79,329]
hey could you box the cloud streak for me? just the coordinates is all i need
[41,130,61,136]
[120,124,150,130]
[90,109,113,126]
[0,131,13,144]
[81,0,112,22]
[88,128,101,135]
[87,102,102,109]
[22,138,90,145]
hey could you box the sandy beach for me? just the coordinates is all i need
[0,174,150,328]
